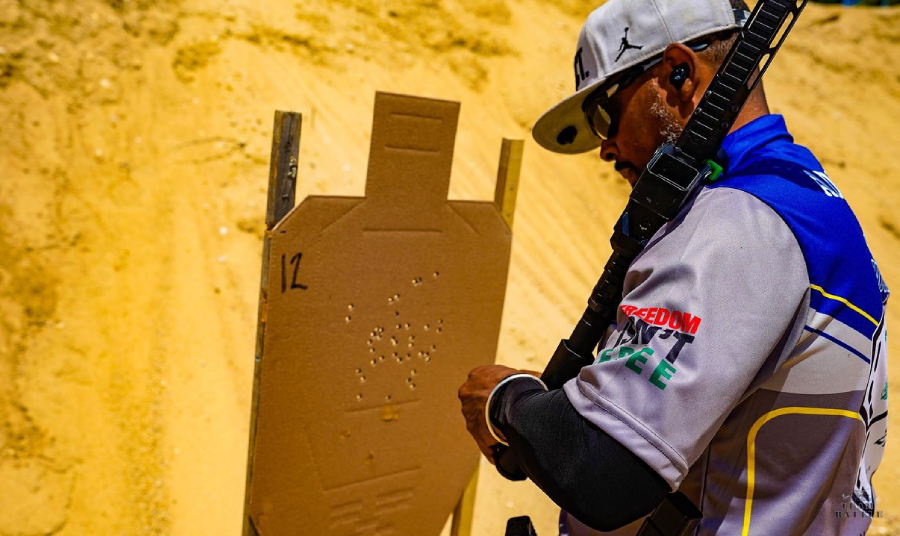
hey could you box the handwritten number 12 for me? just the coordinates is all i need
[281,253,308,293]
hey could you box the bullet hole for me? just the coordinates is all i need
[345,316,352,323]
[359,375,366,383]
[433,271,440,278]
[411,369,417,376]
[396,324,402,330]
[437,327,443,334]
[348,303,354,311]
[367,340,373,346]
[356,394,363,401]
[395,311,400,317]
[369,348,375,354]
[430,344,436,351]
[390,336,398,346]
[355,368,362,374]
[386,395,392,402]
[378,355,385,362]
[404,323,411,330]
[370,358,377,366]
[424,324,430,331]
[409,383,416,390]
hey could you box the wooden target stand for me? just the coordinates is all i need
[243,94,523,536]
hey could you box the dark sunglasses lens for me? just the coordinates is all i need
[584,57,663,141]
[591,105,611,139]
[584,95,611,139]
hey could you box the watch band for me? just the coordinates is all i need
[485,373,549,446]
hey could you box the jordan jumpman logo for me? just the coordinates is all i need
[615,27,643,62]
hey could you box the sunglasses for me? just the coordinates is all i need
[582,41,711,140]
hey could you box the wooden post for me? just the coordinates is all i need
[243,110,302,536]
[451,137,524,536]
[493,138,525,229]
[450,470,481,536]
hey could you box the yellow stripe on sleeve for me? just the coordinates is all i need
[742,407,862,536]
[810,284,879,327]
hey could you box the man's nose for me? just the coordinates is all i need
[599,138,618,163]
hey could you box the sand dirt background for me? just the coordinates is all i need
[0,0,898,534]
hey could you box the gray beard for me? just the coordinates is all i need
[649,91,683,145]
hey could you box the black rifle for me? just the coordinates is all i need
[494,0,809,533]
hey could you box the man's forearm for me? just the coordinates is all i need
[490,379,670,531]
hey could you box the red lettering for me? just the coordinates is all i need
[624,305,701,334]
[682,313,702,334]
[655,308,670,326]
[669,311,682,330]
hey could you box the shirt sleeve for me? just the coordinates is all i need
[563,187,809,489]
[490,379,669,531]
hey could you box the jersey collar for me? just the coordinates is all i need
[718,114,793,175]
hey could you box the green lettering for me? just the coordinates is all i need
[649,360,677,390]
[625,348,652,374]
[598,348,614,363]
[618,346,635,360]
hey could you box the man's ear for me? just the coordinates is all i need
[660,43,702,107]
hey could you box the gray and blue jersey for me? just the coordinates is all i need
[562,115,889,535]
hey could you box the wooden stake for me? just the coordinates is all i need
[266,111,302,228]
[450,470,481,536]
[243,110,302,536]
[451,137,524,536]
[493,138,525,229]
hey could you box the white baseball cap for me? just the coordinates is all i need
[533,0,750,154]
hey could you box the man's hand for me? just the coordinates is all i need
[458,365,538,464]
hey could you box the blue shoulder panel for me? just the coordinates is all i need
[707,116,885,339]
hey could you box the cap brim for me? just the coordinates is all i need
[532,78,607,155]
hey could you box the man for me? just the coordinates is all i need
[458,0,890,534]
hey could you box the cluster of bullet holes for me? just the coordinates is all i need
[351,271,444,403]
